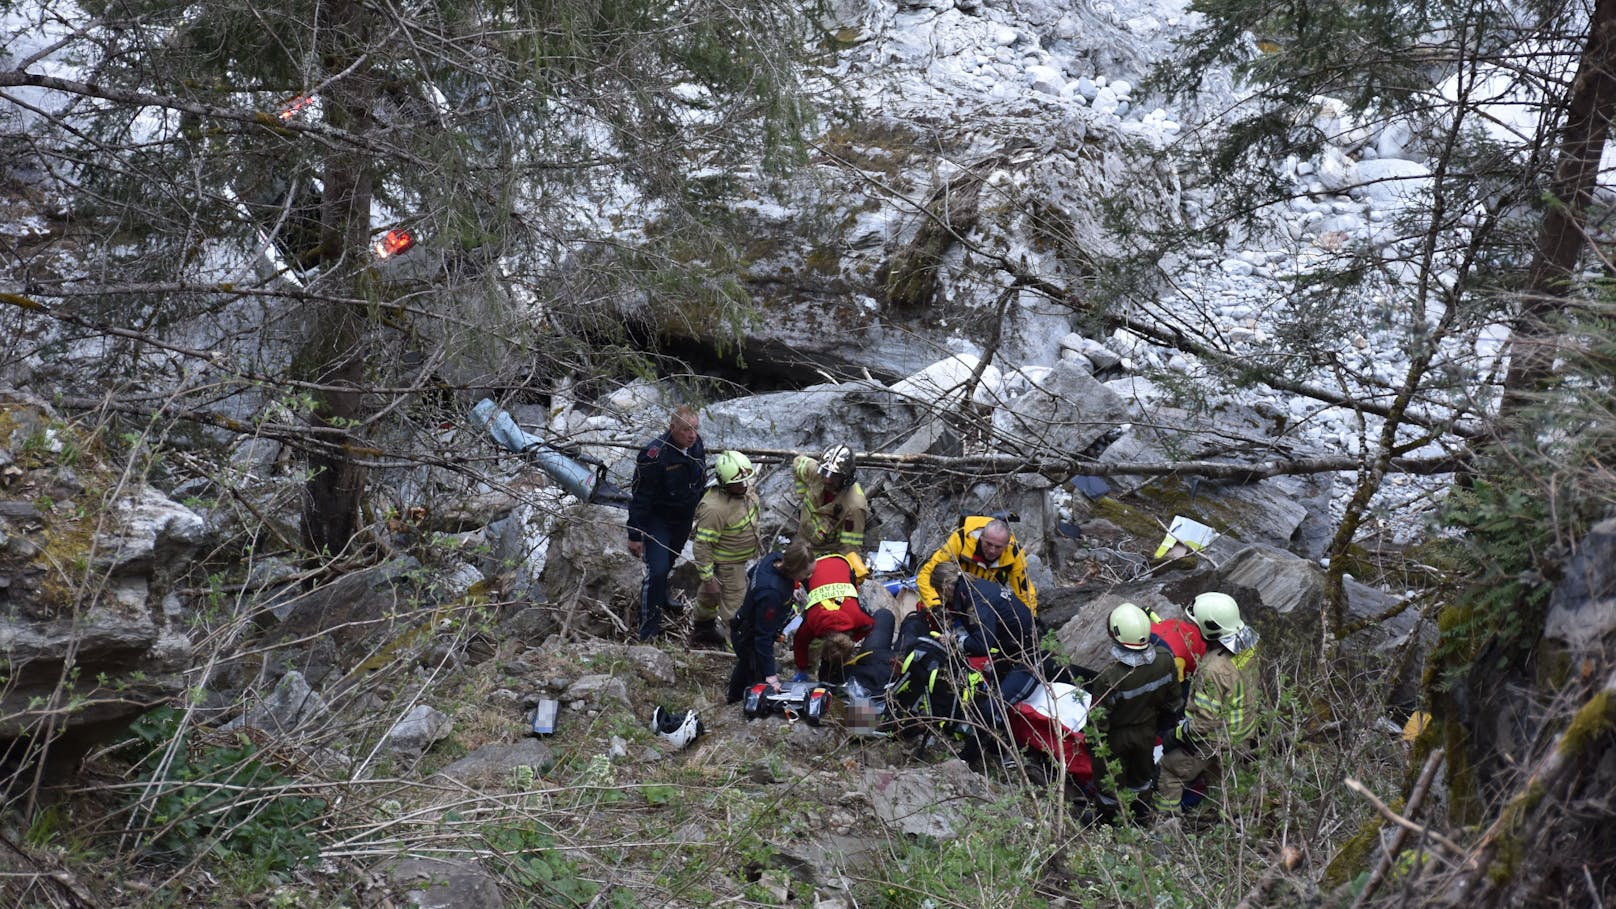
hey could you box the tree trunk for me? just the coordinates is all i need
[301,0,376,557]
[1498,0,1616,416]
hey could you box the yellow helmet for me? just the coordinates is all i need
[714,450,755,485]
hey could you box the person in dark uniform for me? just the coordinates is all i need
[627,406,705,640]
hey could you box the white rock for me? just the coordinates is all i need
[1350,158,1433,207]
[1026,63,1064,95]
[993,26,1018,46]
[1074,76,1098,100]
[1376,119,1414,160]
[890,354,1005,409]
[1091,86,1120,115]
[1220,258,1255,276]
[1109,79,1133,98]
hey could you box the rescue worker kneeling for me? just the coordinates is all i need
[726,540,815,703]
[1088,603,1183,815]
[792,552,875,678]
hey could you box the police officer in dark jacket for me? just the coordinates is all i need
[627,406,706,640]
[727,541,814,702]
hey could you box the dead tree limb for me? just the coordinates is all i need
[1348,749,1446,909]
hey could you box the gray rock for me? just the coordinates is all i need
[622,645,677,684]
[0,482,198,755]
[532,503,641,631]
[564,674,631,708]
[226,670,327,735]
[383,704,453,755]
[991,359,1127,458]
[499,606,558,649]
[437,739,555,785]
[1545,518,1616,655]
[388,857,505,909]
[93,488,206,573]
[864,759,993,837]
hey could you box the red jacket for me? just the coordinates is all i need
[1151,616,1207,682]
[793,556,874,669]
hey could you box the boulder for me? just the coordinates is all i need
[535,504,643,631]
[388,857,505,909]
[266,558,422,686]
[890,355,1004,413]
[1543,517,1616,656]
[700,381,924,455]
[224,670,327,735]
[0,466,201,767]
[992,359,1127,458]
[1347,158,1433,208]
[382,704,454,755]
[437,739,556,785]
[863,759,993,837]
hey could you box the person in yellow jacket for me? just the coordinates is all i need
[1155,591,1262,817]
[792,443,867,557]
[915,516,1037,616]
[690,451,762,647]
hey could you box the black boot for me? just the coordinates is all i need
[690,619,726,648]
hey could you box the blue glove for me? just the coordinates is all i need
[791,671,809,683]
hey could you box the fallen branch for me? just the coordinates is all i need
[1348,749,1446,909]
[1343,777,1467,857]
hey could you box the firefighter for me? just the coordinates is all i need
[690,450,762,647]
[792,552,875,676]
[627,406,705,640]
[1089,603,1184,813]
[792,443,868,557]
[726,540,815,703]
[916,516,1038,616]
[1155,592,1263,819]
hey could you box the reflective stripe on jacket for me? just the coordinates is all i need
[793,455,868,556]
[691,487,761,578]
[1184,642,1262,746]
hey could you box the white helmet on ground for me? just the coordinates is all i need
[651,706,704,750]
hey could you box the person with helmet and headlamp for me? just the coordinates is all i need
[792,443,868,557]
[689,450,762,647]
[1155,591,1262,819]
[1088,602,1184,815]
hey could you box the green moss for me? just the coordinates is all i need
[1322,812,1386,889]
[804,246,841,276]
[1557,689,1614,759]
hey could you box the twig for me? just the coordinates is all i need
[1343,777,1467,856]
[1349,749,1446,909]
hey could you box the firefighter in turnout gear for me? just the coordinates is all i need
[916,516,1038,615]
[1155,592,1262,816]
[690,451,762,647]
[1089,603,1184,811]
[792,444,868,557]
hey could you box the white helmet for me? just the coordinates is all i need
[818,444,856,485]
[1189,592,1245,641]
[651,706,703,750]
[1108,603,1153,651]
